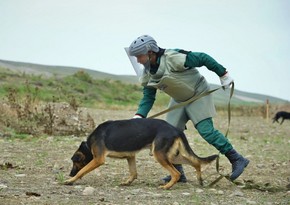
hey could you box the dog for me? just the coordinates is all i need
[272,111,290,125]
[64,118,218,189]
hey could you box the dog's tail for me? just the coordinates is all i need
[197,154,219,164]
[195,153,219,172]
[178,132,218,165]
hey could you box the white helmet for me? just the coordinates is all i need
[128,35,159,56]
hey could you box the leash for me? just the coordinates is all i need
[148,83,235,186]
[208,82,235,187]
[148,86,221,119]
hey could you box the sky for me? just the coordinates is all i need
[0,0,290,101]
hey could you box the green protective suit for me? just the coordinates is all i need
[135,49,233,154]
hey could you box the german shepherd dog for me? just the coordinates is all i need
[64,118,218,189]
[272,111,290,125]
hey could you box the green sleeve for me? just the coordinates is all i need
[185,52,227,77]
[136,86,157,118]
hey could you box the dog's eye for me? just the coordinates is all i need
[72,155,81,162]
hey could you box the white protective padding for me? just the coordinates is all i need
[124,47,144,77]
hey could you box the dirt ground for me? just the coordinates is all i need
[0,108,289,205]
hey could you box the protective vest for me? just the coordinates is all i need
[139,49,216,125]
[140,49,208,102]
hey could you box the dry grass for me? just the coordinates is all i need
[0,109,289,205]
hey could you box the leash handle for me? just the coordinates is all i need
[225,82,234,137]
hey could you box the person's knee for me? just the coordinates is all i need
[196,118,233,153]
[196,118,214,137]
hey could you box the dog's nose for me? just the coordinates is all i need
[69,169,77,177]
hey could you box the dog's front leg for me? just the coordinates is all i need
[64,158,103,185]
[121,156,137,186]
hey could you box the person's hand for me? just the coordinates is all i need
[220,72,234,89]
[132,115,143,119]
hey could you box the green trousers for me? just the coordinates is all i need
[195,118,233,154]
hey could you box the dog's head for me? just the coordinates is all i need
[69,141,93,177]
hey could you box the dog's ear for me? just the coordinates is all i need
[71,141,87,162]
[79,141,91,155]
[80,141,87,149]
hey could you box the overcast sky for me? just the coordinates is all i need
[0,0,289,101]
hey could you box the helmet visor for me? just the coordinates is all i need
[124,47,144,77]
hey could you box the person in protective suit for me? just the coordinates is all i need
[127,34,249,183]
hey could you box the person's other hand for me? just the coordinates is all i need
[132,115,143,119]
[220,72,234,89]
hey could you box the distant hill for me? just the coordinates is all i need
[0,59,137,83]
[0,59,288,105]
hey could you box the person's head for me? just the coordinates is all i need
[128,35,159,65]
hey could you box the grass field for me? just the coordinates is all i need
[0,108,289,205]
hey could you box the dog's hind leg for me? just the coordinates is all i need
[153,151,180,189]
[280,118,284,125]
[64,157,105,185]
[121,156,137,186]
[193,164,203,186]
[171,138,205,186]
[178,156,203,186]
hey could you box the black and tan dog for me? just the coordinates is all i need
[273,111,290,125]
[64,118,218,189]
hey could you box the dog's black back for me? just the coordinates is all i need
[87,119,182,152]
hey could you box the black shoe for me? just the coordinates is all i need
[162,174,187,183]
[162,164,187,183]
[225,149,250,181]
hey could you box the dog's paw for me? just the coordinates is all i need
[63,180,74,186]
[120,180,133,186]
[120,176,136,186]
[158,184,171,190]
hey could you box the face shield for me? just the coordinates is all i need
[124,47,144,77]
